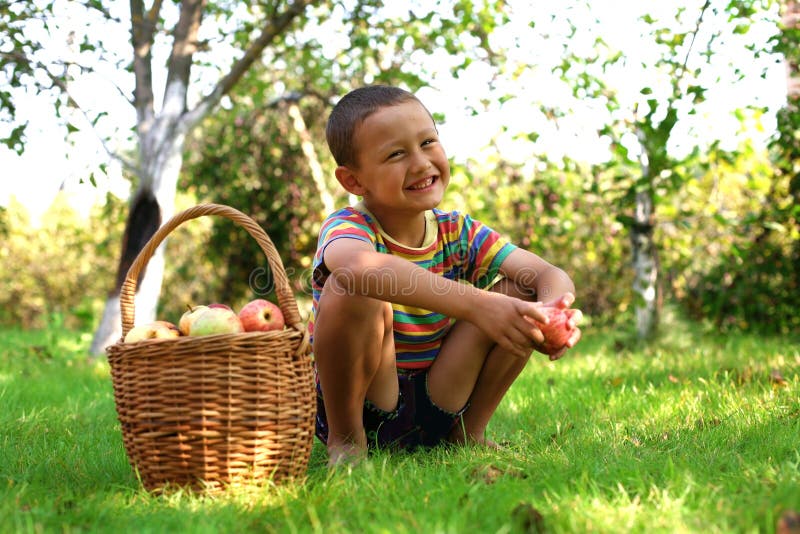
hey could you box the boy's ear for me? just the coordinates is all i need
[334,166,366,196]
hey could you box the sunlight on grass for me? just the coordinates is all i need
[1,323,798,533]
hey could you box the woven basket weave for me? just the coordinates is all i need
[106,203,315,493]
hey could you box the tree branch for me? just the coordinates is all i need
[129,0,160,132]
[675,0,711,95]
[36,58,139,172]
[182,0,319,128]
[162,0,203,118]
[1,50,138,171]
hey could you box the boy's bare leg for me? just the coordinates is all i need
[313,276,399,465]
[427,279,533,445]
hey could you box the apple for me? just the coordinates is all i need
[189,306,244,336]
[178,305,209,335]
[208,303,233,311]
[124,320,181,343]
[530,307,578,356]
[238,299,285,332]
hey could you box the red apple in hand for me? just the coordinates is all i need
[124,320,181,343]
[531,307,579,356]
[189,307,244,336]
[238,299,285,332]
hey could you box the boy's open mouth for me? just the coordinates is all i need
[406,176,437,191]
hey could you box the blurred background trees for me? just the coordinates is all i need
[1,0,797,345]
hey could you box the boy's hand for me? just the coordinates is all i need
[467,291,552,359]
[528,292,582,360]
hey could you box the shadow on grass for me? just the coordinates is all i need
[2,324,798,533]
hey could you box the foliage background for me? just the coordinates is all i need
[0,0,797,337]
[2,132,794,335]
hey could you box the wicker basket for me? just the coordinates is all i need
[106,203,316,493]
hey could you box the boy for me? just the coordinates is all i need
[311,85,582,465]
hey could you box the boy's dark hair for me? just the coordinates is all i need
[326,85,428,167]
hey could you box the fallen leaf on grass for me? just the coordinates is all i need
[474,465,503,485]
[512,502,545,534]
[470,464,527,485]
[770,368,788,387]
[668,374,680,383]
[777,509,800,534]
[624,435,642,447]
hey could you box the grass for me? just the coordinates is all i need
[0,317,798,533]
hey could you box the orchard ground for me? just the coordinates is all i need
[1,312,798,533]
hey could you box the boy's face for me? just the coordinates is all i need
[343,100,450,218]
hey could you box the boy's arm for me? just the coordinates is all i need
[498,248,575,305]
[322,237,551,358]
[498,248,582,358]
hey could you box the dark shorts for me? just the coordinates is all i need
[315,369,468,451]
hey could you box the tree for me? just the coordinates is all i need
[2,0,512,354]
[776,0,800,276]
[174,0,515,317]
[559,1,778,338]
[3,0,321,354]
[98,0,324,354]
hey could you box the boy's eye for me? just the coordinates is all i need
[422,138,437,147]
[387,150,403,159]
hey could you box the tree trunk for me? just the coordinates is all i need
[89,128,184,355]
[784,1,800,96]
[88,0,316,356]
[783,0,800,284]
[631,189,659,339]
[287,100,335,214]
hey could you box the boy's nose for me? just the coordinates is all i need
[410,152,432,173]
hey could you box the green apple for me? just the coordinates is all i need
[179,304,209,335]
[189,307,244,336]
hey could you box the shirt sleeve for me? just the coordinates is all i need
[312,208,377,286]
[460,213,517,289]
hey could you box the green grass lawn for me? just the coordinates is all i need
[1,319,798,533]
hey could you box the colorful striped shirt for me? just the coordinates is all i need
[310,204,516,370]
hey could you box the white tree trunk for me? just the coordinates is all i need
[89,0,316,357]
[785,1,800,98]
[288,101,335,214]
[631,190,658,339]
[88,128,184,356]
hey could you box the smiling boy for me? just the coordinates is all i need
[311,85,582,465]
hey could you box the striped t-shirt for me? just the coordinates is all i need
[310,204,516,370]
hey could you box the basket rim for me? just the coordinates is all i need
[107,328,306,352]
[111,203,310,358]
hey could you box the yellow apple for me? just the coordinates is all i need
[124,320,181,343]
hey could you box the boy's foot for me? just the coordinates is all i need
[327,442,367,468]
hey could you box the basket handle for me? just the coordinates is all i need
[119,203,309,354]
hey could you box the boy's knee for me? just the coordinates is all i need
[318,277,393,330]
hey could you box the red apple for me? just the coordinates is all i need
[124,320,181,343]
[531,307,578,356]
[178,305,209,335]
[188,307,244,336]
[208,303,233,311]
[238,299,285,332]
